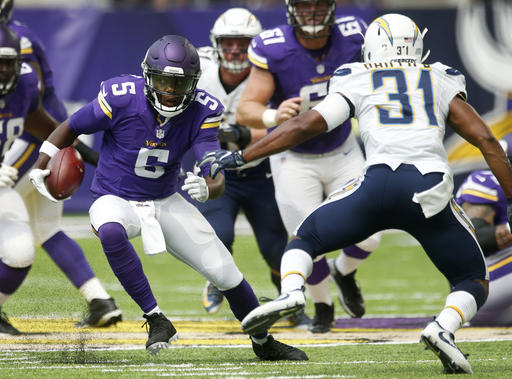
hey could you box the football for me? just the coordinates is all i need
[45,147,85,200]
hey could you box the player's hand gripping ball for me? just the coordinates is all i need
[45,147,85,200]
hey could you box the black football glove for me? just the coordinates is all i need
[217,123,252,149]
[198,149,246,179]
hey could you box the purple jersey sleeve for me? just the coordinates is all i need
[455,170,508,225]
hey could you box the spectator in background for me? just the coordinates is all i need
[455,132,512,326]
[0,0,122,330]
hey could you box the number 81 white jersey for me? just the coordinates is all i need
[329,61,466,175]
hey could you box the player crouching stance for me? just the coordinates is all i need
[199,14,512,373]
[29,35,307,360]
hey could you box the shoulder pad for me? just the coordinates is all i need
[335,15,367,38]
[99,76,141,111]
[197,46,216,61]
[193,90,223,113]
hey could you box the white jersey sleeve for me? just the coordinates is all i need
[430,62,467,121]
[196,46,248,126]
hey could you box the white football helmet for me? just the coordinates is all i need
[210,8,262,73]
[362,13,430,63]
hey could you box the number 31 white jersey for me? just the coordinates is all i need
[328,61,466,175]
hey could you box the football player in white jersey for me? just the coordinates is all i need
[192,8,294,321]
[200,13,512,374]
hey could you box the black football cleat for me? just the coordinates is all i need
[330,266,365,318]
[75,298,123,328]
[308,302,334,333]
[0,309,21,335]
[142,313,178,355]
[252,335,308,361]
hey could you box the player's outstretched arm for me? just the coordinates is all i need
[448,97,512,198]
[242,109,327,162]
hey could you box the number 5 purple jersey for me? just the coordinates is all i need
[68,75,223,201]
[248,16,366,155]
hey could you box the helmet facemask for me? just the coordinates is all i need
[0,24,21,96]
[216,37,252,73]
[209,8,262,73]
[142,62,200,118]
[286,0,336,39]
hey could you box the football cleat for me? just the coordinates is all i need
[329,260,365,318]
[142,313,178,355]
[420,320,473,374]
[308,302,334,333]
[75,298,123,328]
[242,289,306,335]
[202,281,223,314]
[0,309,21,335]
[252,335,308,361]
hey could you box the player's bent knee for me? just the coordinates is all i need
[287,236,317,259]
[1,235,35,268]
[97,222,129,246]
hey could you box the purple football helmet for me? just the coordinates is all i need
[0,23,20,96]
[141,35,201,118]
[0,0,13,24]
[286,0,336,39]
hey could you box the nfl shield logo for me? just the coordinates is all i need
[156,129,165,139]
[316,64,325,74]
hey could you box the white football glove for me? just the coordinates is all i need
[29,168,58,202]
[181,171,209,202]
[0,163,18,188]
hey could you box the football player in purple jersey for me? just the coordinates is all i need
[0,23,69,334]
[236,0,380,332]
[455,132,512,326]
[29,34,308,360]
[0,0,122,328]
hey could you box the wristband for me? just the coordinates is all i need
[40,141,60,158]
[262,108,277,128]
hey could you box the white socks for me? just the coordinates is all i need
[146,305,162,316]
[436,291,478,334]
[307,278,333,305]
[280,249,313,293]
[79,277,111,303]
[335,252,362,275]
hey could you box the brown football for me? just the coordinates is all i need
[45,147,85,200]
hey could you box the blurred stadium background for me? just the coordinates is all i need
[11,0,512,212]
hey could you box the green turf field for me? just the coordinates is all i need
[2,230,511,378]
